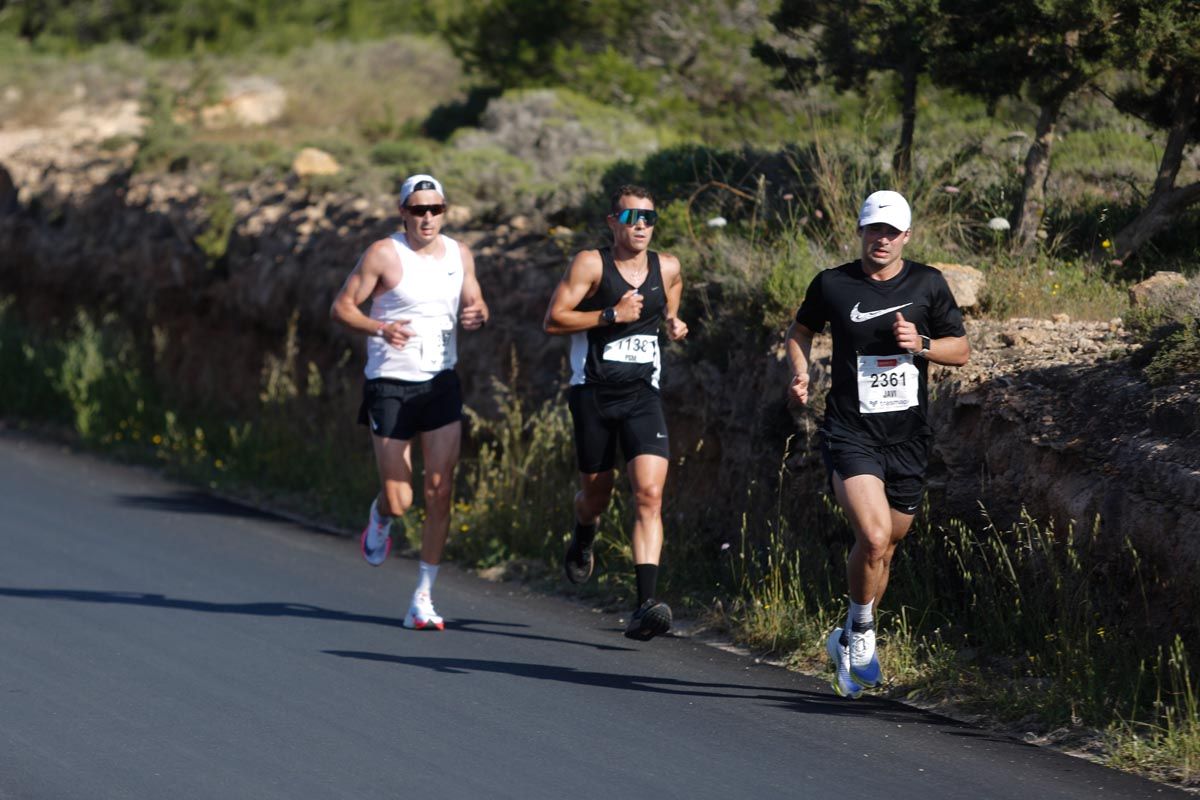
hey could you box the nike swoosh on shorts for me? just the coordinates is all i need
[849,301,913,323]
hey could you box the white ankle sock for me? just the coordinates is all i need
[415,561,439,598]
[848,598,874,631]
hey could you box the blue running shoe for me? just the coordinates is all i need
[827,627,863,699]
[848,620,883,687]
[360,499,391,566]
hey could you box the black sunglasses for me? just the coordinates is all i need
[405,204,446,217]
[613,208,658,226]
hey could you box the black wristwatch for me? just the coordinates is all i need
[602,307,617,325]
[914,335,931,357]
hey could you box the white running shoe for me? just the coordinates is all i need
[827,627,863,699]
[404,592,445,631]
[848,622,882,687]
[360,499,391,566]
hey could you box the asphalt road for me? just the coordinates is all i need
[0,431,1183,799]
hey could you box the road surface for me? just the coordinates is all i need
[0,432,1183,798]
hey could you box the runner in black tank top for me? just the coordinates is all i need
[570,247,667,388]
[785,191,970,699]
[543,185,689,641]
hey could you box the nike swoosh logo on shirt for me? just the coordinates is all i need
[850,302,912,322]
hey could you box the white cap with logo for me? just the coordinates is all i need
[858,190,911,232]
[399,174,445,206]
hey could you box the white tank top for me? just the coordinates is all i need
[364,234,464,382]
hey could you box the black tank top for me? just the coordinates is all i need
[570,248,666,388]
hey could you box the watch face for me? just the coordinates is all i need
[603,307,616,323]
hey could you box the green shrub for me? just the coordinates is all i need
[133,81,195,174]
[369,138,440,170]
[1144,319,1200,387]
[434,145,536,219]
[194,181,235,266]
[0,297,72,423]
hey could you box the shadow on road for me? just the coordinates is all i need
[322,649,984,729]
[323,650,1040,744]
[0,587,634,651]
[116,491,279,520]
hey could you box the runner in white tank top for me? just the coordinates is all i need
[364,233,465,382]
[331,174,489,631]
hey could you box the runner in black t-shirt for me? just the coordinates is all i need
[785,190,970,697]
[543,184,688,641]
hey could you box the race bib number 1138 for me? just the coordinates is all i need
[602,334,658,364]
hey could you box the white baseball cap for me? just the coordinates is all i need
[399,174,445,206]
[858,190,911,232]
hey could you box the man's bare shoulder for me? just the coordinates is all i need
[448,235,473,259]
[656,251,682,277]
[361,236,401,270]
[567,248,604,278]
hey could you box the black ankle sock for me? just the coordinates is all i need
[572,522,597,550]
[635,563,658,606]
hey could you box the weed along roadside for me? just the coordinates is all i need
[3,11,1200,789]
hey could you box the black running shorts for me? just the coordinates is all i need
[567,382,669,473]
[358,370,463,440]
[819,432,931,514]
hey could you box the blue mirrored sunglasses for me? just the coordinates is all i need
[614,208,658,226]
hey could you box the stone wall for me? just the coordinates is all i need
[3,145,1199,603]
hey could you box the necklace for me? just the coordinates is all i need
[616,256,648,284]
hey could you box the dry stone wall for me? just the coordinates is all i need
[2,140,1199,602]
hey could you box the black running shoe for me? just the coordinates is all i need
[563,536,594,585]
[623,599,672,641]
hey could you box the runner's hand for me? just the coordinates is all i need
[666,316,688,341]
[379,319,415,347]
[893,312,920,352]
[788,373,809,405]
[460,299,489,330]
[615,289,643,322]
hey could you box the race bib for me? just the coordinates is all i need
[602,334,658,364]
[412,318,455,371]
[856,354,919,414]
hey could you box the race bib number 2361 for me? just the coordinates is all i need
[856,354,919,414]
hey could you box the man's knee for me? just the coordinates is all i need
[576,483,612,515]
[633,481,664,512]
[423,474,453,511]
[855,525,894,562]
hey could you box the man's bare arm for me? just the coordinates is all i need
[785,321,815,405]
[661,253,688,341]
[330,239,413,347]
[458,244,489,330]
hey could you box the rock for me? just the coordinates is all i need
[200,77,287,129]
[292,148,340,178]
[1129,271,1188,308]
[1052,313,1070,324]
[446,205,473,227]
[932,262,986,310]
[1000,324,1054,348]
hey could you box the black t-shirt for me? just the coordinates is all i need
[570,248,667,388]
[794,259,965,445]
